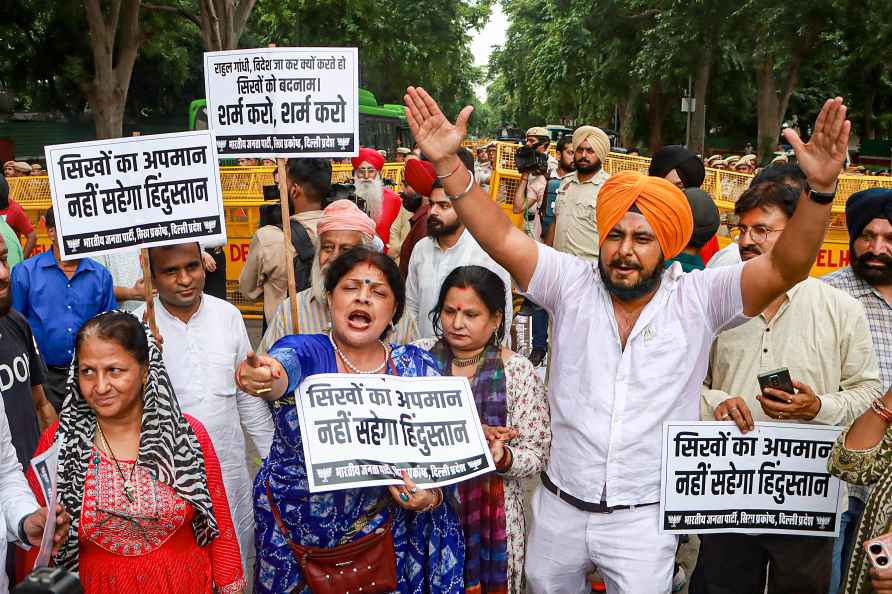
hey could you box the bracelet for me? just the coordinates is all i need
[496,445,513,472]
[437,158,463,180]
[446,169,475,202]
[871,399,892,424]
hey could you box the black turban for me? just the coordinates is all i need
[845,188,892,244]
[648,145,706,189]
[682,188,720,248]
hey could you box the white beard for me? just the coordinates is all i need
[355,176,384,223]
[310,255,328,305]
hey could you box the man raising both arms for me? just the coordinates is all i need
[403,86,850,594]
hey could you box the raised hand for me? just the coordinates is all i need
[782,97,851,194]
[403,86,473,164]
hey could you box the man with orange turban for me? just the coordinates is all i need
[403,85,852,594]
[351,147,401,249]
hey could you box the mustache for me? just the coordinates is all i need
[608,258,642,270]
[857,252,892,267]
[740,246,762,257]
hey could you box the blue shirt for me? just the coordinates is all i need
[11,250,116,366]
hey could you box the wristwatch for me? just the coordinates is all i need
[806,183,837,205]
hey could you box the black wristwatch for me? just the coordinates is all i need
[806,183,837,205]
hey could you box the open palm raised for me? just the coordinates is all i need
[782,97,851,193]
[403,86,474,165]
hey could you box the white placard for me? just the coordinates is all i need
[295,373,495,493]
[30,440,59,569]
[45,131,225,261]
[203,47,359,157]
[660,422,844,537]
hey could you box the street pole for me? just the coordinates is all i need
[685,76,693,149]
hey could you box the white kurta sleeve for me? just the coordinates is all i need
[0,398,39,544]
[232,314,274,458]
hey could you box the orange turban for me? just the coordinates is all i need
[596,171,693,259]
[351,147,384,172]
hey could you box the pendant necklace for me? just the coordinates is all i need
[96,422,137,503]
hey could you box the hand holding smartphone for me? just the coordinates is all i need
[757,368,795,403]
[865,534,892,574]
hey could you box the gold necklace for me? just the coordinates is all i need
[453,350,485,368]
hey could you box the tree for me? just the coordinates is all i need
[145,0,257,50]
[82,0,145,139]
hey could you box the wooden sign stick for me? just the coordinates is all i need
[131,131,160,341]
[278,158,299,335]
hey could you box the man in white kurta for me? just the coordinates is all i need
[137,243,273,576]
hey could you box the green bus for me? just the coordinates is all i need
[189,88,410,157]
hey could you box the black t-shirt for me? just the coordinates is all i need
[0,310,45,468]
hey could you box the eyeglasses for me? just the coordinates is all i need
[355,167,377,179]
[727,224,785,244]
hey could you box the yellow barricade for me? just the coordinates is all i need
[10,147,889,319]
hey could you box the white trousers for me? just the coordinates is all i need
[525,484,677,594]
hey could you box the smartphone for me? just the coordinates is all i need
[865,535,892,572]
[757,368,795,402]
[262,184,280,200]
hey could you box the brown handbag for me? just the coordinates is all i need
[266,481,398,594]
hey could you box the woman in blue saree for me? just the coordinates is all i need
[236,246,464,594]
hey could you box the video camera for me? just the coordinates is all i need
[514,145,549,175]
[13,568,82,594]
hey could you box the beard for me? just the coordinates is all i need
[560,158,576,173]
[310,255,328,304]
[355,176,384,222]
[852,250,892,285]
[598,255,664,302]
[427,214,462,239]
[575,157,602,174]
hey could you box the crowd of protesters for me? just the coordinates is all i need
[0,86,889,594]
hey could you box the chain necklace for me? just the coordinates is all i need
[328,331,389,374]
[96,422,137,503]
[452,350,485,368]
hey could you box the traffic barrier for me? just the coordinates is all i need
[10,148,890,318]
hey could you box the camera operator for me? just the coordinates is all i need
[513,127,552,241]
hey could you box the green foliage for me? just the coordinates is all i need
[488,0,892,151]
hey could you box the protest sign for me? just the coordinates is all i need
[660,422,843,537]
[295,373,495,493]
[203,47,359,157]
[30,440,59,569]
[45,131,225,261]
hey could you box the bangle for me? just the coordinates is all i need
[437,158,463,180]
[446,169,474,202]
[496,445,513,472]
[871,399,892,424]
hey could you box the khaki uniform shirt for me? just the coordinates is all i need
[552,169,610,261]
[700,277,882,426]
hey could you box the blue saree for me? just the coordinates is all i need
[253,333,465,594]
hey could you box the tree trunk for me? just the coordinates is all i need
[197,0,257,51]
[690,47,712,156]
[82,0,143,139]
[755,57,780,163]
[863,76,877,140]
[618,85,640,148]
[647,81,666,152]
